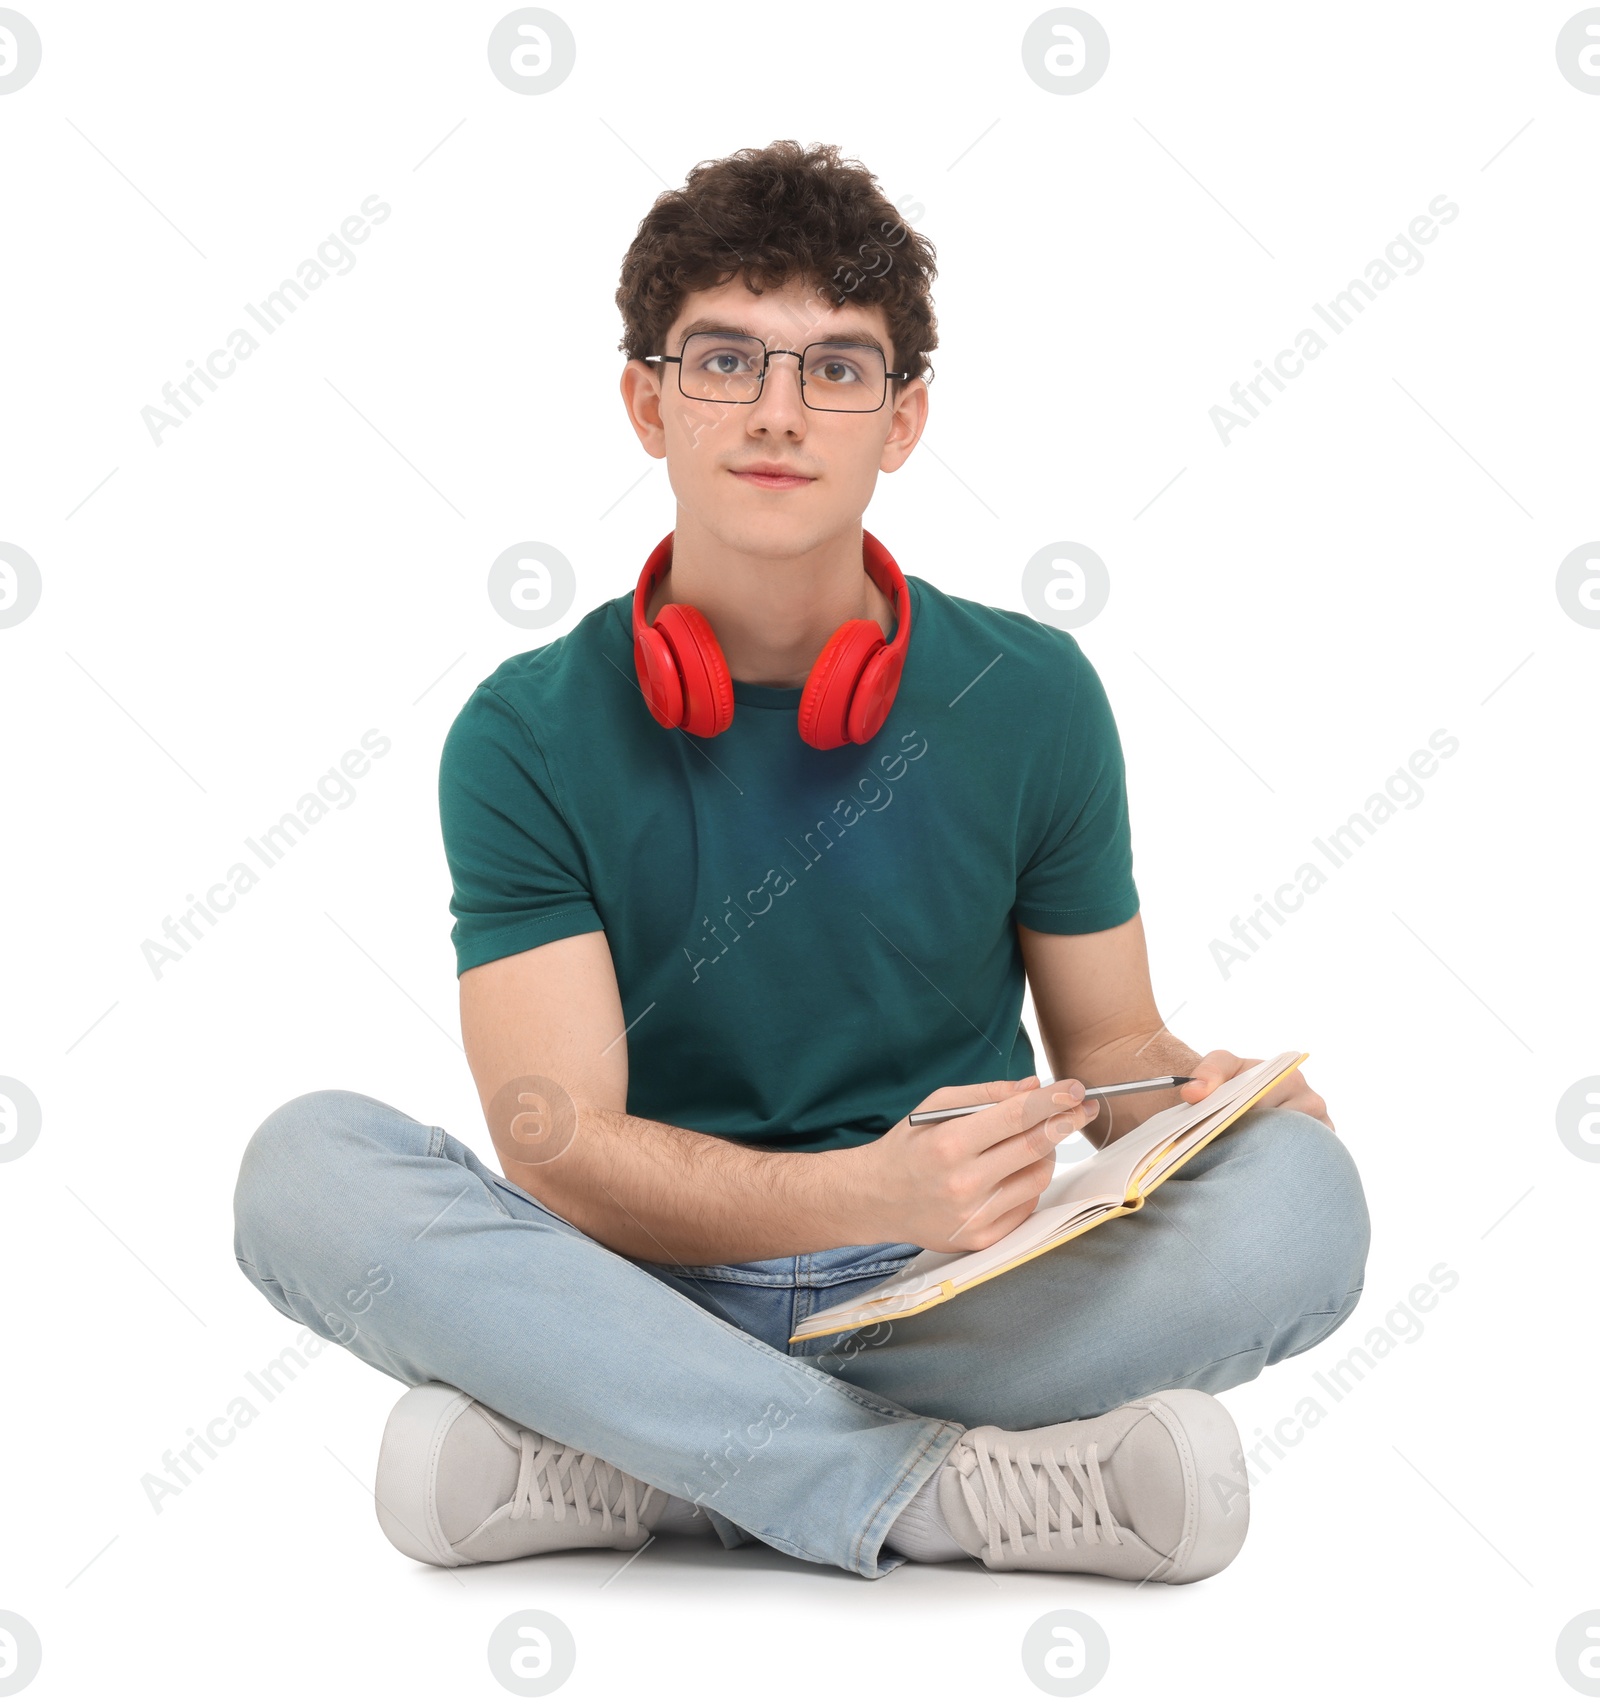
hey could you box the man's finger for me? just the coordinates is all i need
[976,1100,1099,1176]
[912,1076,1037,1117]
[1257,1070,1309,1108]
[1276,1088,1334,1132]
[959,1081,1090,1151]
[935,1140,1061,1246]
[953,1196,1045,1253]
[1181,1049,1251,1101]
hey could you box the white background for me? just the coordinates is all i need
[2,2,1597,1702]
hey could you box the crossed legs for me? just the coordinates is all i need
[232,1091,1368,1577]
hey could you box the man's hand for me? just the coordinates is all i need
[839,1075,1100,1252]
[1180,1049,1334,1132]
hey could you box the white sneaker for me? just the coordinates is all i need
[374,1383,672,1567]
[938,1389,1248,1582]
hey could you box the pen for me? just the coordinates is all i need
[906,1075,1197,1126]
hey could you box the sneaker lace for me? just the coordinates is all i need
[952,1437,1120,1564]
[508,1430,649,1541]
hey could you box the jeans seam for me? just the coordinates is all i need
[851,1418,966,1575]
[659,1261,911,1287]
[1293,1285,1364,1353]
[238,1261,313,1311]
[699,1311,925,1424]
[1163,1284,1366,1388]
[237,1258,313,1310]
[1173,1347,1270,1384]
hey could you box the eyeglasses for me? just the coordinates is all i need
[645,331,909,413]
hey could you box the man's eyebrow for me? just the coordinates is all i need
[672,317,888,357]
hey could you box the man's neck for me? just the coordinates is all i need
[645,512,895,689]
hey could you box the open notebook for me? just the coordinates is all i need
[789,1051,1308,1343]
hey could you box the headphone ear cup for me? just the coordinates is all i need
[634,626,685,728]
[798,619,885,750]
[845,646,903,745]
[653,603,734,737]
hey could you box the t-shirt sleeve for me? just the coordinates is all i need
[1012,643,1140,934]
[438,682,604,975]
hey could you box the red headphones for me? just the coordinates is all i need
[631,529,912,749]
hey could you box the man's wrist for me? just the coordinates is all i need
[1074,1034,1202,1145]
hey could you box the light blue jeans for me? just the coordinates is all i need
[232,1091,1369,1578]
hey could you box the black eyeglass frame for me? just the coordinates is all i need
[644,335,911,414]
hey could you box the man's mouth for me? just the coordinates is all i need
[729,465,815,490]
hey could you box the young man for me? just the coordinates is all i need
[234,141,1369,1582]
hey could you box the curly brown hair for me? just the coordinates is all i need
[615,139,938,385]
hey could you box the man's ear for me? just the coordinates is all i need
[879,376,929,474]
[619,357,668,458]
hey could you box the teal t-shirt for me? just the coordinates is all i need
[438,575,1139,1153]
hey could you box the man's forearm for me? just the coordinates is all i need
[1019,916,1323,1147]
[497,1104,863,1265]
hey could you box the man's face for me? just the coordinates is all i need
[621,274,928,559]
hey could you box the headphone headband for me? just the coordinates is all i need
[863,529,913,666]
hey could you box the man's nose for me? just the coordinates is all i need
[749,352,807,422]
